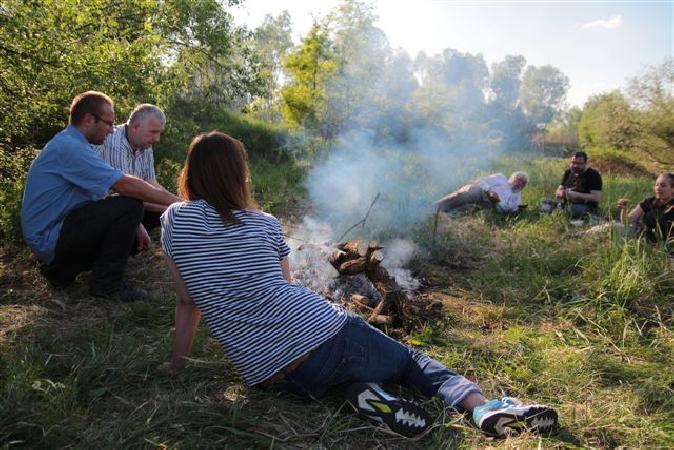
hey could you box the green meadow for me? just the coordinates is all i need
[2,153,672,449]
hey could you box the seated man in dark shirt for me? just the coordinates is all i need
[542,151,603,218]
[618,172,674,244]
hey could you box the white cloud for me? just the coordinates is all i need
[581,14,622,30]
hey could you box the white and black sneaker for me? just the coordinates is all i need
[345,382,432,438]
[472,397,558,437]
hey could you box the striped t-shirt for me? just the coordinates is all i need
[93,125,156,181]
[161,200,347,386]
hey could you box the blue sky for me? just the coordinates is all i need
[232,0,672,107]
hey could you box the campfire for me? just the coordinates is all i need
[294,239,442,338]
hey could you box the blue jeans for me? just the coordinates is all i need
[268,314,482,408]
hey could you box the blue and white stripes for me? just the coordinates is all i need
[161,200,346,385]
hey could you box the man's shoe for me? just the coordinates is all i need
[346,382,432,438]
[473,397,558,437]
[89,281,147,302]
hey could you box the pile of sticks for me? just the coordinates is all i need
[328,240,431,334]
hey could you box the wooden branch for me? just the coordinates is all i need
[338,192,381,241]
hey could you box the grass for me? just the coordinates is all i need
[1,153,673,448]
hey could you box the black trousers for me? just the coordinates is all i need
[42,197,143,291]
[142,210,162,232]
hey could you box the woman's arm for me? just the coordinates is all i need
[618,198,644,225]
[280,257,291,282]
[165,257,201,370]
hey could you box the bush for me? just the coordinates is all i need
[0,145,37,244]
[157,100,290,165]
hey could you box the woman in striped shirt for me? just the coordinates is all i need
[160,131,558,438]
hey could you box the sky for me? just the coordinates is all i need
[231,0,673,108]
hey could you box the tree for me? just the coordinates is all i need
[578,91,638,149]
[627,59,674,154]
[280,23,337,130]
[371,50,418,140]
[490,55,526,110]
[324,0,390,133]
[0,0,256,146]
[249,11,293,121]
[519,65,569,125]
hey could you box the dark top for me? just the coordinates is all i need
[561,167,603,208]
[638,196,674,243]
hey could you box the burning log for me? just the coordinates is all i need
[329,240,418,332]
[350,294,374,311]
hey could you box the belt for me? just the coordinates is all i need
[262,351,314,386]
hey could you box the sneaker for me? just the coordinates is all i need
[89,281,147,302]
[472,397,558,437]
[345,382,432,438]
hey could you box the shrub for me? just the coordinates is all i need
[0,145,37,244]
[157,100,289,165]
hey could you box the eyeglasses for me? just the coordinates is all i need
[93,114,115,128]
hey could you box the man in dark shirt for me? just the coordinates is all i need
[554,151,603,218]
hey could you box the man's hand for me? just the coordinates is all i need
[457,184,471,194]
[617,198,630,210]
[136,224,151,252]
[565,189,580,201]
[487,191,500,203]
[555,186,566,199]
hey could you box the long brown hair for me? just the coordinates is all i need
[179,131,253,224]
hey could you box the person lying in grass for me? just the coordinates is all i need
[159,131,559,438]
[617,172,674,244]
[434,172,529,215]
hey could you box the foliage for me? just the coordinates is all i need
[277,1,570,151]
[280,22,338,131]
[323,0,390,133]
[579,60,673,171]
[546,106,582,150]
[490,55,527,110]
[0,146,36,243]
[0,0,256,147]
[159,99,289,164]
[579,91,639,150]
[519,65,570,125]
[248,11,294,121]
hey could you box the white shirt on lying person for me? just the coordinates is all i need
[478,173,521,213]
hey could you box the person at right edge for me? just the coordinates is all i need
[618,172,674,246]
[160,131,559,439]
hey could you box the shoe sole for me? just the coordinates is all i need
[479,404,558,437]
[346,383,432,438]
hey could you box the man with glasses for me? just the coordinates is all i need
[21,91,180,301]
[542,151,602,218]
[94,104,171,245]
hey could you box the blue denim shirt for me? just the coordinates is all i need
[21,125,124,263]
